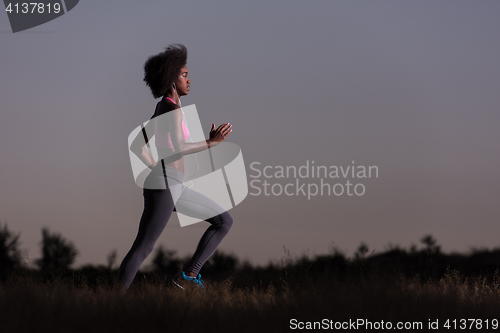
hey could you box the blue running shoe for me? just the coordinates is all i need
[172,271,205,289]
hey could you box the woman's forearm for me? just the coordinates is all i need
[176,139,212,157]
[174,122,231,156]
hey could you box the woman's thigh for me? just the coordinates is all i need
[136,173,184,239]
[174,187,228,222]
[135,188,175,245]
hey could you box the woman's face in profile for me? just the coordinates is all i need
[174,66,190,96]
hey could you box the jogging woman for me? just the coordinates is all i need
[116,44,233,291]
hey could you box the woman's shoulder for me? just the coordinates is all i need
[153,98,181,118]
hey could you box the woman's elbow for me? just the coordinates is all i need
[130,145,143,157]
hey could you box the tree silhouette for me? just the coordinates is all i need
[420,234,441,254]
[354,242,369,260]
[35,227,78,271]
[106,249,117,270]
[0,222,22,279]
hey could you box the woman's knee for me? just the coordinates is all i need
[209,211,233,230]
[221,211,233,230]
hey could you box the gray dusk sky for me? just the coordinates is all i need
[1,0,499,269]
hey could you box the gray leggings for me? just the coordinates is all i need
[116,166,233,289]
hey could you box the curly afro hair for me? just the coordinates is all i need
[143,44,187,99]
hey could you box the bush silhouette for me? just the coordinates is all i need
[151,245,181,275]
[203,250,240,274]
[35,227,78,271]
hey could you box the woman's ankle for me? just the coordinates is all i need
[185,271,197,277]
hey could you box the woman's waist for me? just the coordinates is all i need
[150,160,185,180]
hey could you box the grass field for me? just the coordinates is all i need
[1,264,500,333]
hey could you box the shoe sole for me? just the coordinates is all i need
[171,277,205,290]
[171,278,186,290]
